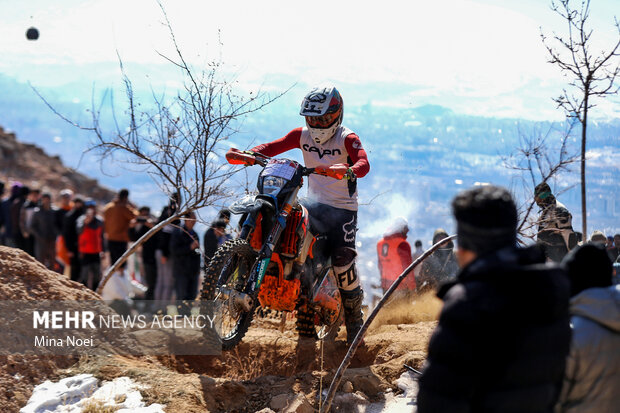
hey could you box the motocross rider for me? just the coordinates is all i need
[251,85,370,345]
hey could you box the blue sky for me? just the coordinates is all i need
[1,0,619,121]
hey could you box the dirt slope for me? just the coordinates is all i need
[0,246,102,410]
[65,294,441,412]
[0,245,441,412]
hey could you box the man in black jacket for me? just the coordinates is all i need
[170,211,201,303]
[418,185,571,413]
[129,206,159,301]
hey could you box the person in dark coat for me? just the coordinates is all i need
[417,228,458,293]
[418,185,571,413]
[10,185,29,251]
[556,243,619,412]
[170,211,201,303]
[154,195,180,302]
[0,182,22,247]
[62,197,85,282]
[534,182,577,262]
[129,206,159,301]
[203,217,232,262]
[19,188,41,256]
[31,193,59,270]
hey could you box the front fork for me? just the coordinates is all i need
[246,189,300,294]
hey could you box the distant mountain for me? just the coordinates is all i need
[1,71,619,292]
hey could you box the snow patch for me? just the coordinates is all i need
[20,374,165,413]
[364,371,419,412]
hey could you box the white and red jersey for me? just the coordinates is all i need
[251,126,370,211]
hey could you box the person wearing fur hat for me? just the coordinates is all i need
[534,182,577,262]
[418,185,571,413]
[556,243,619,412]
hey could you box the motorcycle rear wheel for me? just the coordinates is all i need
[201,239,257,351]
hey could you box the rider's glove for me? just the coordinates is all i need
[346,168,357,182]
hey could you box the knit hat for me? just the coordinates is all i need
[562,243,612,297]
[452,185,517,256]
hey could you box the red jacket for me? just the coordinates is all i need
[377,234,414,291]
[78,218,103,254]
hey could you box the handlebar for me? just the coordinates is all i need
[226,148,269,166]
[226,147,354,180]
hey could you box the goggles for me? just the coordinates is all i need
[305,111,340,129]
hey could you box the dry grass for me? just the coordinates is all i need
[81,399,120,413]
[225,346,279,381]
[369,291,443,330]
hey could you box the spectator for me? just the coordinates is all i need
[590,230,607,245]
[103,188,138,270]
[556,243,619,412]
[62,197,85,282]
[54,188,74,271]
[30,193,59,269]
[0,183,23,247]
[412,239,424,279]
[588,231,618,264]
[417,228,458,292]
[129,206,159,301]
[376,217,414,293]
[203,215,232,262]
[217,208,231,225]
[77,200,104,290]
[170,212,201,303]
[155,195,180,303]
[10,185,29,251]
[19,188,40,256]
[417,185,571,413]
[534,182,577,262]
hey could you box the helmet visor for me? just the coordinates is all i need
[305,111,340,129]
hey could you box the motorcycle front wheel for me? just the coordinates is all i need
[201,239,258,351]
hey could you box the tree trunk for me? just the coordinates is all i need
[95,212,182,295]
[581,95,588,241]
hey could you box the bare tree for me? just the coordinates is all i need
[502,121,579,242]
[541,0,620,239]
[36,4,283,294]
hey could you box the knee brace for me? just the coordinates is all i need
[333,247,360,292]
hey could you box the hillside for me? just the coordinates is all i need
[0,126,114,201]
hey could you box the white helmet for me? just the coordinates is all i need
[299,85,343,145]
[384,217,409,237]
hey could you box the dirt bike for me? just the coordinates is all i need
[201,148,351,350]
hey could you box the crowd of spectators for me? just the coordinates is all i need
[2,179,619,410]
[0,182,233,304]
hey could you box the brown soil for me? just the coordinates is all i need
[0,127,115,202]
[0,245,441,412]
[0,246,102,411]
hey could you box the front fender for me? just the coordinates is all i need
[229,194,274,215]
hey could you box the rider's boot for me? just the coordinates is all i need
[295,297,318,340]
[341,286,364,346]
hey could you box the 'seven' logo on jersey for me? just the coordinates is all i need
[302,144,342,159]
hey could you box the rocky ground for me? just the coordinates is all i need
[0,127,114,202]
[0,246,441,412]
